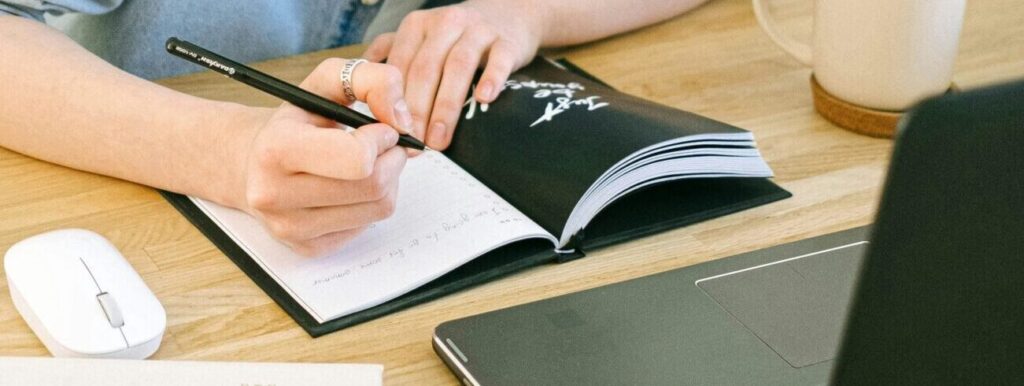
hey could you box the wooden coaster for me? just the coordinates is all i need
[810,76,960,138]
[810,75,904,138]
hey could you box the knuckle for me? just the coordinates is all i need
[405,10,426,24]
[494,40,519,60]
[292,243,320,258]
[406,62,435,81]
[447,48,478,70]
[437,7,468,25]
[266,216,303,242]
[434,97,464,115]
[370,33,392,47]
[367,171,390,200]
[384,147,406,172]
[348,145,376,179]
[254,143,285,170]
[246,186,280,211]
[380,65,404,86]
[465,26,496,43]
[494,37,516,51]
[317,57,345,73]
[377,194,398,219]
[365,45,384,58]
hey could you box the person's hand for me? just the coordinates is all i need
[363,1,543,150]
[235,58,414,256]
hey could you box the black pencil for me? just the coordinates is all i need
[165,37,427,151]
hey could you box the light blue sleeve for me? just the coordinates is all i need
[0,0,121,20]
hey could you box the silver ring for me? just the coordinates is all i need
[340,59,367,104]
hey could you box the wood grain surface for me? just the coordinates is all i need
[2,0,1022,384]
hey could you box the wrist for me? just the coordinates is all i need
[192,102,268,211]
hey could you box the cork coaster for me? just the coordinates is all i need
[810,75,960,138]
[810,75,905,138]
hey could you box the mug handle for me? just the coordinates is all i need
[751,0,813,66]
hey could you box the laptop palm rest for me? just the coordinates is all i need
[697,242,867,368]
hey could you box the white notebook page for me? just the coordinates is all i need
[191,151,555,323]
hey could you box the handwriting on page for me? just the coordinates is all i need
[192,129,553,322]
[190,151,551,321]
[463,79,609,127]
[306,152,526,285]
[310,205,523,287]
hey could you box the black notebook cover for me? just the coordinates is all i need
[444,58,771,244]
[159,59,791,337]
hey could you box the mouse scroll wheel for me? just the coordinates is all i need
[96,292,125,328]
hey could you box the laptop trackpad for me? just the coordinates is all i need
[697,242,867,368]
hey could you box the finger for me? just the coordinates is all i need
[248,146,407,210]
[363,33,395,63]
[475,38,521,103]
[405,25,466,145]
[284,58,413,135]
[426,28,497,150]
[386,10,427,79]
[294,57,358,106]
[274,58,367,127]
[356,63,415,135]
[288,227,367,257]
[271,123,399,179]
[263,177,399,242]
[301,179,399,237]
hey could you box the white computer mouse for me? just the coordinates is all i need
[4,229,165,359]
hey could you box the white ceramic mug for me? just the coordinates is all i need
[752,0,967,111]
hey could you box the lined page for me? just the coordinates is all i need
[191,151,555,323]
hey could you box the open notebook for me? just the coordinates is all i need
[163,59,789,335]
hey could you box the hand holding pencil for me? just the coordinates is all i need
[167,39,420,256]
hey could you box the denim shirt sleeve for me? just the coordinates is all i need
[0,0,121,20]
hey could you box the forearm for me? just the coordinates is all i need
[0,16,256,207]
[466,0,709,47]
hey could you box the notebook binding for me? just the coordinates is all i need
[555,231,587,263]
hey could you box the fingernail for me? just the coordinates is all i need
[478,82,494,101]
[393,100,413,135]
[428,122,447,147]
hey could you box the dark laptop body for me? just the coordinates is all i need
[433,79,1024,385]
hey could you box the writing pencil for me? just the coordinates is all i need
[165,37,427,151]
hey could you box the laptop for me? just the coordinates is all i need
[433,79,1024,385]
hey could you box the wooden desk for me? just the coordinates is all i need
[2,0,1022,383]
